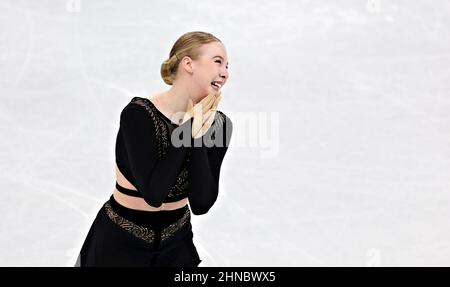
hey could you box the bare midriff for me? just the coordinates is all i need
[113,163,188,212]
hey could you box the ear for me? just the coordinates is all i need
[180,56,194,74]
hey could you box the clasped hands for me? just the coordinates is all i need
[181,91,222,139]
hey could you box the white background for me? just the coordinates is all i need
[1,0,449,266]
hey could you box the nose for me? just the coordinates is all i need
[220,67,229,81]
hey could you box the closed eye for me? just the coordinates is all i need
[215,60,228,69]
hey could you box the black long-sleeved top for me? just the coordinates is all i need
[115,97,232,215]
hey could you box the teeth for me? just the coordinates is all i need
[212,82,222,88]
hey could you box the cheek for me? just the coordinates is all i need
[193,72,210,84]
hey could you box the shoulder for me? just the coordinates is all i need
[127,97,152,109]
[120,97,157,126]
[121,97,156,116]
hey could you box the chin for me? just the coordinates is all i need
[208,85,220,94]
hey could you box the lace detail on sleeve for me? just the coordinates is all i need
[166,149,191,199]
[130,97,170,159]
[129,97,190,200]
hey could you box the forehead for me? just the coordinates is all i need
[200,42,228,60]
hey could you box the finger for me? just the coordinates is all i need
[202,110,214,125]
[203,96,220,122]
[201,94,216,113]
[202,100,215,114]
[192,113,202,135]
[199,110,216,137]
[205,109,216,128]
[192,122,201,138]
[198,92,216,107]
[198,109,214,135]
[212,95,222,110]
[198,94,220,133]
[194,129,204,139]
[194,110,213,138]
[193,118,204,139]
[193,94,216,138]
[192,100,203,135]
[194,98,214,116]
[193,95,213,116]
[193,103,203,120]
[182,99,194,123]
[212,91,221,105]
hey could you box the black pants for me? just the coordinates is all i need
[75,195,202,267]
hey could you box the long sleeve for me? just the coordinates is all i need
[120,106,190,207]
[187,111,233,215]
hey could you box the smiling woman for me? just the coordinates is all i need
[75,31,233,267]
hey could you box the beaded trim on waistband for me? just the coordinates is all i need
[104,202,190,245]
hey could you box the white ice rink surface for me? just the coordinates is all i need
[1,0,449,266]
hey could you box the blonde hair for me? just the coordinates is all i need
[160,31,221,85]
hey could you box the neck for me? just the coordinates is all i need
[164,80,204,113]
[165,87,188,114]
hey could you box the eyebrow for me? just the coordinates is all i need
[213,55,229,66]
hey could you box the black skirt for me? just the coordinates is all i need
[75,195,202,267]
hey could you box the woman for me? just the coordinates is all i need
[75,31,232,267]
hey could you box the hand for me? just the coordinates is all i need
[181,91,222,139]
[182,91,215,123]
[194,92,222,139]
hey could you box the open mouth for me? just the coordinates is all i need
[211,81,222,90]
